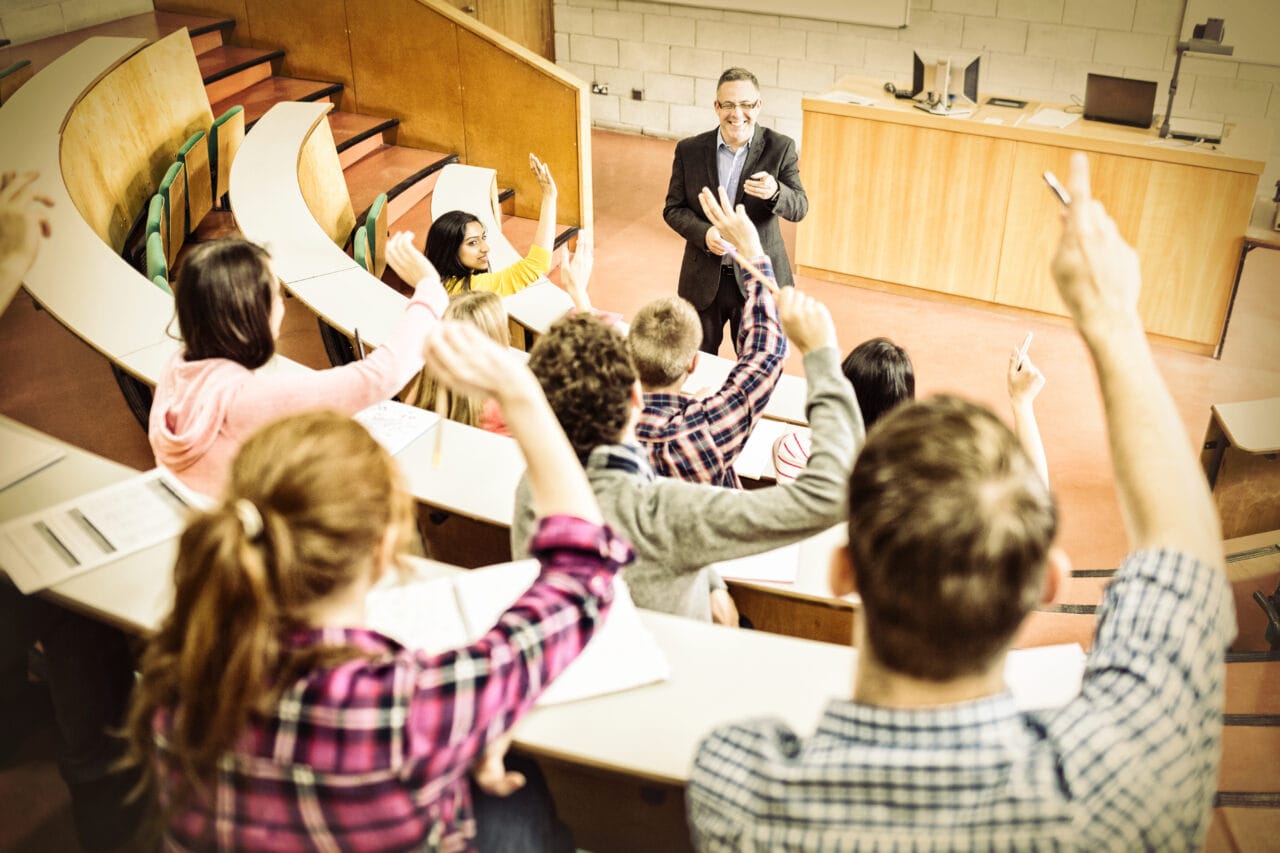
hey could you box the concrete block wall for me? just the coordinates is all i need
[554,0,1280,196]
[0,0,153,46]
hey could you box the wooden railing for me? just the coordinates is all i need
[153,0,592,231]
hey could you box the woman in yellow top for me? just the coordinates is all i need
[426,153,558,296]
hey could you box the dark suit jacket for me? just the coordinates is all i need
[663,125,807,310]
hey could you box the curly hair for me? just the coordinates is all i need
[527,314,636,459]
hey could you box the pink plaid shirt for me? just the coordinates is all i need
[636,256,786,488]
[153,515,633,852]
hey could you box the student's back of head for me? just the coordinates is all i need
[411,290,508,422]
[841,337,914,430]
[126,410,412,797]
[846,395,1056,680]
[173,238,278,369]
[627,296,701,388]
[528,313,636,459]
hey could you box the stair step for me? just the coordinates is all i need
[176,13,235,55]
[343,144,456,223]
[209,77,343,128]
[199,46,283,103]
[329,111,400,169]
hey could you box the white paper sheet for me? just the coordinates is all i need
[354,400,441,456]
[710,542,801,584]
[367,562,670,706]
[1025,108,1078,129]
[0,469,193,593]
[1005,643,1087,710]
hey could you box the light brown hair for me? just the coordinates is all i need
[410,290,509,425]
[528,313,636,459]
[846,395,1057,680]
[627,296,701,388]
[124,411,413,800]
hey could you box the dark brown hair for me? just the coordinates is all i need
[426,210,482,289]
[124,411,413,801]
[847,395,1057,680]
[173,239,277,369]
[842,337,915,431]
[627,296,701,388]
[528,314,636,459]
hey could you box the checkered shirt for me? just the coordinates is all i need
[637,255,786,488]
[154,515,633,852]
[689,548,1235,851]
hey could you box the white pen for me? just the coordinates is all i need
[1016,332,1033,368]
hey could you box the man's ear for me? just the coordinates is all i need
[1040,546,1072,606]
[829,546,857,598]
[688,351,700,377]
[370,523,401,586]
[630,380,644,410]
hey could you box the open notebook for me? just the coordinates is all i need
[366,561,670,706]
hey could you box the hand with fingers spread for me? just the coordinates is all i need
[386,231,447,317]
[559,230,594,313]
[698,185,764,259]
[777,287,837,354]
[471,733,527,797]
[1050,153,1142,339]
[0,170,54,311]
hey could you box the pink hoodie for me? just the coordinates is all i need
[150,291,441,497]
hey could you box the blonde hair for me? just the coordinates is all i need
[124,411,413,801]
[410,290,509,424]
[627,296,701,388]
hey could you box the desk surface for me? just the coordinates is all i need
[1213,397,1280,454]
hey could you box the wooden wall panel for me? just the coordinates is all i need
[995,144,1150,318]
[1134,162,1255,344]
[60,30,213,250]
[797,111,1012,302]
[154,0,252,42]
[242,0,357,111]
[298,118,356,246]
[457,26,586,227]
[347,0,466,158]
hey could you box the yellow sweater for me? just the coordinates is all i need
[444,244,552,297]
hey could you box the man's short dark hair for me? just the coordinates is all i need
[717,67,759,90]
[846,395,1057,681]
[627,297,701,388]
[842,337,914,430]
[528,314,637,459]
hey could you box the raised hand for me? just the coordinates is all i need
[560,229,593,312]
[529,153,557,200]
[422,321,533,403]
[698,185,764,258]
[1007,349,1046,408]
[777,287,836,354]
[386,231,446,315]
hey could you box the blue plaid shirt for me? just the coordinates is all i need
[636,256,786,488]
[688,548,1235,850]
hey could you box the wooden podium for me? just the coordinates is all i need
[797,78,1269,354]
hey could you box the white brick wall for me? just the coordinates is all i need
[554,0,1280,190]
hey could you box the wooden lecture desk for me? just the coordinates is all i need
[798,77,1269,355]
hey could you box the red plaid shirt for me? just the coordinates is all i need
[153,515,633,852]
[637,256,786,488]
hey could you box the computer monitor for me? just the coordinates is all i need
[909,51,980,114]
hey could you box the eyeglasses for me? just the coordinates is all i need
[715,100,761,113]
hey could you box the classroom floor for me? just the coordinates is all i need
[1,127,1278,850]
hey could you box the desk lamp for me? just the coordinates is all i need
[1159,17,1233,139]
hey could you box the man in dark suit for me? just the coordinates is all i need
[664,67,808,355]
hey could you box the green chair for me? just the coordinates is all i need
[145,231,168,286]
[145,194,166,242]
[209,105,245,208]
[353,227,373,274]
[364,192,388,277]
[151,274,173,297]
[157,161,186,267]
[177,130,211,235]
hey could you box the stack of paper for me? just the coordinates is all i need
[367,561,670,705]
[354,400,441,456]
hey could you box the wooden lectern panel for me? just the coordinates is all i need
[798,110,1013,303]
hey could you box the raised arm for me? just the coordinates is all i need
[1007,348,1049,487]
[1052,153,1219,566]
[529,153,559,256]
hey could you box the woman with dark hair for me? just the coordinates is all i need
[427,153,558,296]
[148,236,446,496]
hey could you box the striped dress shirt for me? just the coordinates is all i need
[688,547,1234,851]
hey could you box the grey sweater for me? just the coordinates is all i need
[510,347,862,621]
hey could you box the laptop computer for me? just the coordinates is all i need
[1083,73,1157,129]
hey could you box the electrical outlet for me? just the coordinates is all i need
[632,88,643,101]
[591,82,608,95]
